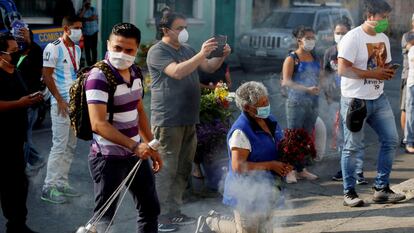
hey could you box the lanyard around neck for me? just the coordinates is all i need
[62,38,77,71]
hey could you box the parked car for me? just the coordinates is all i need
[236,2,354,72]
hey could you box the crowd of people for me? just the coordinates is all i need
[0,0,412,232]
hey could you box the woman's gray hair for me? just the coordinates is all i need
[235,81,269,111]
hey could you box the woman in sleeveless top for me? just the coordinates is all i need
[281,26,320,183]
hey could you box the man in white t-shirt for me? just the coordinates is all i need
[41,16,82,204]
[404,32,414,153]
[337,0,405,207]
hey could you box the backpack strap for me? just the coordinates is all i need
[130,64,145,99]
[288,51,300,72]
[93,61,118,124]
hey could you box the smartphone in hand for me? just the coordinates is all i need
[208,35,227,58]
[29,91,42,98]
[390,63,401,70]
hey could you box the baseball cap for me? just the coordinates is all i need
[346,98,367,132]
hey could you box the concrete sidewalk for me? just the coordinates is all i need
[2,128,411,233]
[1,53,413,232]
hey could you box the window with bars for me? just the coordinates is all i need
[154,0,194,18]
[15,0,56,18]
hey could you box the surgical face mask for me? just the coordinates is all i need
[108,51,136,70]
[255,105,271,119]
[68,29,82,43]
[177,28,189,44]
[1,51,21,66]
[303,39,316,51]
[374,19,389,33]
[334,34,344,44]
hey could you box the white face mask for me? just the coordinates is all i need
[334,34,344,44]
[303,39,316,51]
[177,28,189,44]
[68,29,82,43]
[108,51,136,70]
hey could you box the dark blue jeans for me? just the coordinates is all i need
[89,154,160,233]
[24,107,41,164]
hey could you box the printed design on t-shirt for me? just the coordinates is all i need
[365,42,386,90]
[44,52,50,61]
[366,42,387,70]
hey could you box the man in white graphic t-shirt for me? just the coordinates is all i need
[41,16,82,204]
[337,0,405,207]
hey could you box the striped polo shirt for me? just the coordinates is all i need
[43,38,81,104]
[85,60,143,157]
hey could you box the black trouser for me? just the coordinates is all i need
[0,140,28,232]
[84,32,98,66]
[89,154,160,233]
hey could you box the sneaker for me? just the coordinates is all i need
[196,210,233,233]
[356,172,368,185]
[373,186,406,204]
[332,170,343,181]
[57,185,81,197]
[194,215,212,233]
[169,213,196,225]
[343,189,364,207]
[27,157,46,170]
[297,169,318,180]
[157,223,177,232]
[400,139,406,148]
[285,170,297,184]
[41,187,66,204]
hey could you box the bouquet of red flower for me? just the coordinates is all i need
[278,128,317,166]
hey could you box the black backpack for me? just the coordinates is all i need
[69,61,118,140]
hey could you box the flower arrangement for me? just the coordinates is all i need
[142,73,152,93]
[199,82,232,123]
[197,82,233,162]
[278,128,317,166]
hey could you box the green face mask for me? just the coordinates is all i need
[374,19,389,33]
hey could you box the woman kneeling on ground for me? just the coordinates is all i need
[195,81,293,233]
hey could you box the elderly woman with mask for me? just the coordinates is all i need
[194,81,293,233]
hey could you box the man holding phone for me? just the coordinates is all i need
[338,0,405,207]
[147,12,230,232]
[0,33,42,233]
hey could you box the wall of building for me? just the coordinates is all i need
[131,0,215,50]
